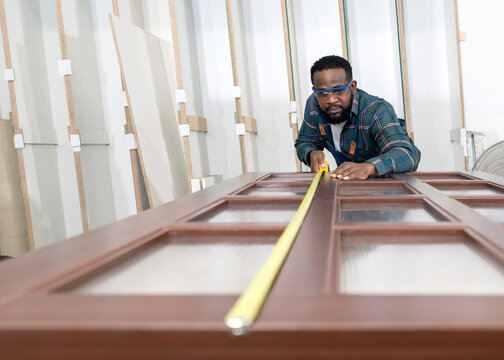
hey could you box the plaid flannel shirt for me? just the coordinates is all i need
[295,88,421,176]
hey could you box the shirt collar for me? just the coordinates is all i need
[350,89,360,118]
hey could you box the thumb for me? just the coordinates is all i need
[318,152,326,164]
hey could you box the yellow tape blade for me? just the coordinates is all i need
[225,170,325,336]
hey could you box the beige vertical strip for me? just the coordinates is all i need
[168,0,193,191]
[453,0,466,129]
[54,0,89,232]
[0,121,29,255]
[111,1,146,210]
[0,0,34,250]
[338,0,348,60]
[280,0,300,171]
[225,0,247,174]
[108,13,153,207]
[454,0,468,170]
[395,0,413,140]
[111,0,119,16]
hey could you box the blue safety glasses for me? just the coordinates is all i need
[313,80,353,98]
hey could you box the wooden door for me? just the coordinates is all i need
[0,170,504,359]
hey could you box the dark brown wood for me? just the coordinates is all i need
[1,171,504,359]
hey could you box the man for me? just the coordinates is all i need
[295,55,420,180]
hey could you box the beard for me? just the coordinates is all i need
[324,94,353,124]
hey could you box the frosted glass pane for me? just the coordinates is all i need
[262,174,315,182]
[342,208,441,223]
[196,204,297,223]
[438,188,504,196]
[341,242,504,295]
[413,173,474,180]
[341,184,412,196]
[72,243,273,295]
[240,186,308,196]
[474,208,504,223]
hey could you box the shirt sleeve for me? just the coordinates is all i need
[365,100,421,175]
[295,95,325,166]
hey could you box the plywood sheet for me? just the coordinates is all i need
[5,0,68,248]
[0,120,28,255]
[60,0,117,229]
[112,15,188,206]
[0,19,9,118]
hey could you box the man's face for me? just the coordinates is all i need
[312,68,357,124]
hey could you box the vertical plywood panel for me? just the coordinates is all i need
[230,0,259,172]
[280,0,300,171]
[38,0,84,239]
[106,0,147,213]
[346,0,403,117]
[167,0,194,190]
[59,0,117,229]
[117,0,144,28]
[111,15,188,206]
[3,0,67,248]
[0,120,28,255]
[394,0,412,138]
[174,0,210,179]
[457,0,504,149]
[54,0,89,232]
[0,11,9,119]
[225,0,248,174]
[290,0,344,171]
[403,0,463,172]
[191,1,241,180]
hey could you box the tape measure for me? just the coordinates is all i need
[225,167,327,336]
[319,159,328,173]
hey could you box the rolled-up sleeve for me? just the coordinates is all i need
[365,100,421,175]
[295,96,325,165]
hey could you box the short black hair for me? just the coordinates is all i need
[310,55,352,84]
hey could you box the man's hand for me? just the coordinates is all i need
[309,150,328,173]
[330,162,377,180]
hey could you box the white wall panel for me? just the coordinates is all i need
[38,0,83,239]
[175,0,210,178]
[239,0,291,172]
[6,0,68,247]
[118,0,144,29]
[142,0,211,180]
[291,0,344,112]
[112,15,188,206]
[458,0,504,149]
[61,0,117,229]
[346,0,404,117]
[90,0,137,220]
[191,0,242,180]
[403,0,463,171]
[291,0,344,170]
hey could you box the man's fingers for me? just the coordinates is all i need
[337,168,354,179]
[330,162,351,178]
[309,151,326,173]
[340,167,368,180]
[330,163,367,180]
